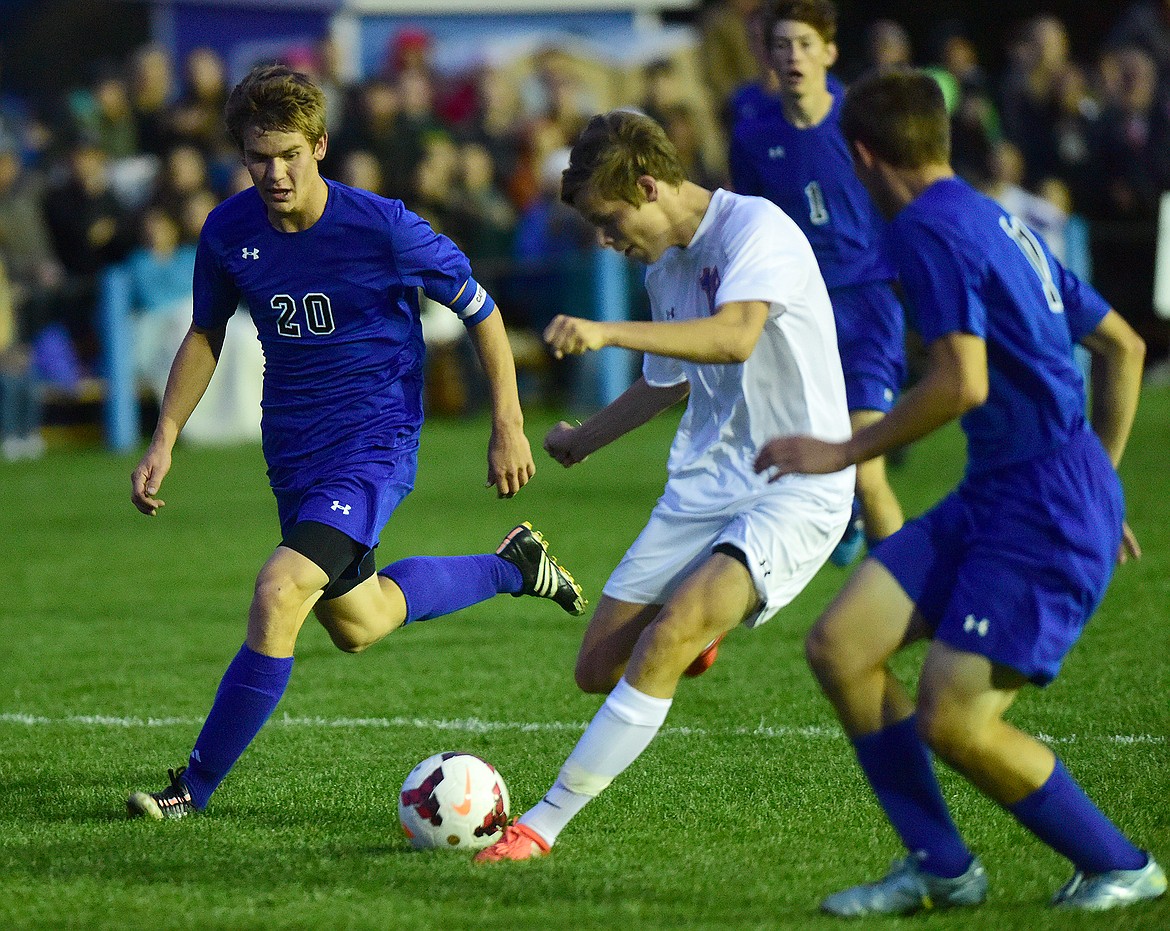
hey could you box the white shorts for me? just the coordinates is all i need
[602,479,852,628]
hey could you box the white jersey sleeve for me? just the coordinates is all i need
[714,196,817,314]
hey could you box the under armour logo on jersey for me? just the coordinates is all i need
[963,614,990,637]
[699,266,721,314]
[331,500,352,515]
[242,247,259,259]
[768,145,785,159]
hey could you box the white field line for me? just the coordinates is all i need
[0,712,1164,746]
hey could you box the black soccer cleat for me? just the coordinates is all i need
[127,767,196,820]
[496,522,587,616]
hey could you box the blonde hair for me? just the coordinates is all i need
[560,109,686,207]
[224,64,326,151]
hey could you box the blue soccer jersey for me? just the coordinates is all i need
[729,90,891,290]
[725,81,783,128]
[193,180,492,488]
[888,177,1111,474]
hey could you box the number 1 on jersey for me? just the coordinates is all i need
[804,180,830,226]
[999,215,1064,312]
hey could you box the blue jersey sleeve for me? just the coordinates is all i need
[1053,259,1112,343]
[192,234,241,329]
[895,222,986,344]
[389,202,495,326]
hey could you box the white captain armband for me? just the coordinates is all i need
[448,277,496,326]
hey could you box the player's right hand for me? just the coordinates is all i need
[131,445,172,516]
[753,434,850,479]
[543,315,605,359]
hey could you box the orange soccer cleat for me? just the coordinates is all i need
[473,822,551,863]
[684,634,725,677]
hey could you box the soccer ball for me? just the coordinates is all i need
[398,751,510,850]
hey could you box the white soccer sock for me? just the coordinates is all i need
[519,677,672,845]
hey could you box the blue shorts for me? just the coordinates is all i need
[272,449,418,551]
[831,282,906,414]
[872,429,1123,685]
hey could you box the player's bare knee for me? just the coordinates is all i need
[250,574,305,625]
[805,620,850,685]
[643,608,707,663]
[804,624,829,676]
[917,702,979,767]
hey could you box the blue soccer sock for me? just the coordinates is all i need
[379,554,522,623]
[183,644,293,809]
[1008,758,1146,873]
[854,715,974,878]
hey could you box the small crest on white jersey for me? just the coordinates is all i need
[242,247,260,259]
[698,266,721,314]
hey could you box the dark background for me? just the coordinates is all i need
[0,0,1137,103]
[830,0,1126,74]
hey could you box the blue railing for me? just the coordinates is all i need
[96,246,639,451]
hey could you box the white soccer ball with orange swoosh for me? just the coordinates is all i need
[398,751,511,850]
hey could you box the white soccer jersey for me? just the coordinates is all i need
[643,188,853,513]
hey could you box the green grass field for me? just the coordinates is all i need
[1,388,1167,931]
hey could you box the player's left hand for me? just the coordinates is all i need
[487,425,535,498]
[543,315,606,359]
[1118,520,1141,564]
[753,435,850,480]
[544,421,587,467]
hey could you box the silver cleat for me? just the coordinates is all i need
[1052,854,1166,911]
[821,854,987,917]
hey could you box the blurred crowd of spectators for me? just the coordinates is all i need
[0,0,1167,458]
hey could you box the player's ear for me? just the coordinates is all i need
[851,139,876,170]
[637,175,658,203]
[826,41,839,69]
[314,131,328,161]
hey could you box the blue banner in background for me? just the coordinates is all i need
[162,2,339,85]
[355,11,638,78]
[155,3,682,84]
